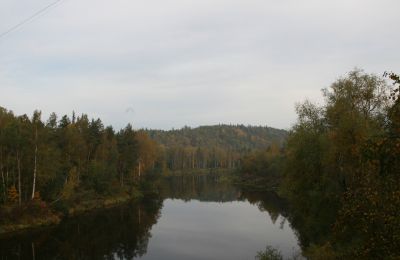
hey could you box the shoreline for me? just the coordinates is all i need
[0,193,139,237]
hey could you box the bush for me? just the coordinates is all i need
[255,246,283,260]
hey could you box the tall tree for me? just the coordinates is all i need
[117,124,138,186]
[31,110,42,199]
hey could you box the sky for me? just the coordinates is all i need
[0,0,399,130]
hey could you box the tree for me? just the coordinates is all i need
[282,69,394,255]
[117,124,138,187]
[136,131,159,177]
[322,70,389,189]
[329,73,400,258]
[31,110,43,200]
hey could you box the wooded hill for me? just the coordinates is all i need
[146,125,287,171]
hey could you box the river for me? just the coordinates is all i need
[0,175,302,259]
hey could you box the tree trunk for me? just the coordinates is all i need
[138,206,141,225]
[138,160,141,178]
[32,126,38,199]
[6,168,9,187]
[86,150,91,176]
[17,151,21,206]
[32,242,36,260]
[77,157,81,183]
[192,175,194,193]
[0,148,5,202]
[1,170,5,202]
[120,163,124,187]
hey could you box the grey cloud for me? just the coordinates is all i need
[0,0,399,130]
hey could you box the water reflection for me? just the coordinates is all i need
[241,190,289,226]
[0,200,162,259]
[0,176,301,259]
[157,175,241,202]
[158,176,290,229]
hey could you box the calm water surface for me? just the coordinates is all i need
[0,176,302,259]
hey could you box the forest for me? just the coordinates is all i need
[0,109,161,232]
[146,125,286,171]
[238,70,400,259]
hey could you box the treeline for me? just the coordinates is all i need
[146,125,287,171]
[238,69,400,258]
[0,109,160,207]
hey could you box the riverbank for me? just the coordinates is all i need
[162,168,235,177]
[0,192,142,236]
[0,200,61,236]
[66,193,135,216]
[232,176,280,192]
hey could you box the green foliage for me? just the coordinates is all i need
[304,243,335,260]
[61,167,79,200]
[280,69,399,258]
[0,107,161,212]
[237,144,284,190]
[255,246,283,260]
[146,125,287,172]
[330,73,400,259]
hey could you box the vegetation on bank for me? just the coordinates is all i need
[0,196,60,234]
[234,144,285,191]
[0,108,161,233]
[239,69,400,259]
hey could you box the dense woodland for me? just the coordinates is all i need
[146,125,286,171]
[0,110,160,216]
[239,70,400,259]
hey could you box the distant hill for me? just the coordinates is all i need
[146,124,287,151]
[144,125,287,171]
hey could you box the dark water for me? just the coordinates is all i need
[0,176,302,259]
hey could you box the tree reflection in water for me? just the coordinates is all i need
[0,199,162,260]
[0,175,301,259]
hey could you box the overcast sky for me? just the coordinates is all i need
[0,0,399,130]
